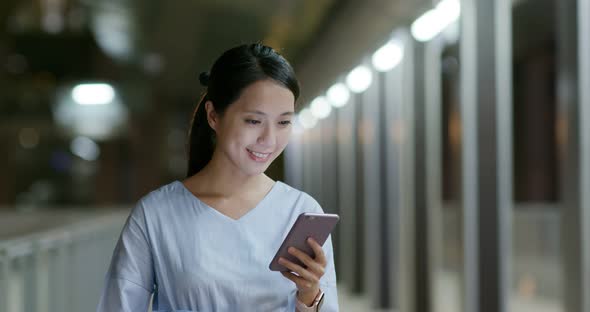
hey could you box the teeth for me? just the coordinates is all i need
[248,149,270,159]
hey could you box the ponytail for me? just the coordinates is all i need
[186,93,215,177]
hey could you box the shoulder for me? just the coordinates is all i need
[132,180,186,215]
[274,181,324,213]
[124,180,192,234]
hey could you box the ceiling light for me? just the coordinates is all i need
[372,40,404,72]
[298,108,318,129]
[310,96,332,119]
[71,83,115,105]
[346,65,373,93]
[326,83,350,108]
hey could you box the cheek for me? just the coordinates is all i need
[225,126,257,148]
[276,131,291,150]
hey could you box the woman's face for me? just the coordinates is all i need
[207,79,295,176]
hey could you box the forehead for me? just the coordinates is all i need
[230,79,295,113]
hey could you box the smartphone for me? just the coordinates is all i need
[269,212,340,271]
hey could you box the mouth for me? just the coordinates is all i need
[246,148,272,162]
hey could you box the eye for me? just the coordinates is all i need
[245,119,261,125]
[279,120,292,126]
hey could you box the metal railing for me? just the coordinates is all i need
[0,209,128,312]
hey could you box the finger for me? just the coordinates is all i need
[281,271,315,289]
[307,237,327,266]
[287,247,325,277]
[279,257,319,284]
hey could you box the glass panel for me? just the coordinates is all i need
[511,0,562,310]
[440,42,463,312]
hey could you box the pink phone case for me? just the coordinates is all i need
[269,212,340,271]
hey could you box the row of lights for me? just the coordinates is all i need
[295,0,460,130]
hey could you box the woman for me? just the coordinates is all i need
[97,43,339,312]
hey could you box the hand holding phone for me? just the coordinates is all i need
[269,212,340,271]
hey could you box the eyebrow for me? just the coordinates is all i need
[243,110,294,116]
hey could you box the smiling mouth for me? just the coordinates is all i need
[246,148,272,161]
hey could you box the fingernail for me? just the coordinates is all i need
[288,247,294,253]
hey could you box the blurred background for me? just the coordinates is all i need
[1,0,589,311]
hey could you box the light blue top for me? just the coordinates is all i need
[97,180,339,312]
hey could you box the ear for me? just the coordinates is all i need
[205,101,219,131]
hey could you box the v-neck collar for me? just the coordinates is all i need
[176,180,280,223]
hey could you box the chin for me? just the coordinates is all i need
[236,168,265,178]
[243,162,272,176]
[245,161,277,176]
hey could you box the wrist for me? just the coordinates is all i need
[297,288,320,306]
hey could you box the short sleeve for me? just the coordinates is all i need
[97,200,155,312]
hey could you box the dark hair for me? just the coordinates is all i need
[186,43,300,177]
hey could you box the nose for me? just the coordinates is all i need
[257,123,276,146]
